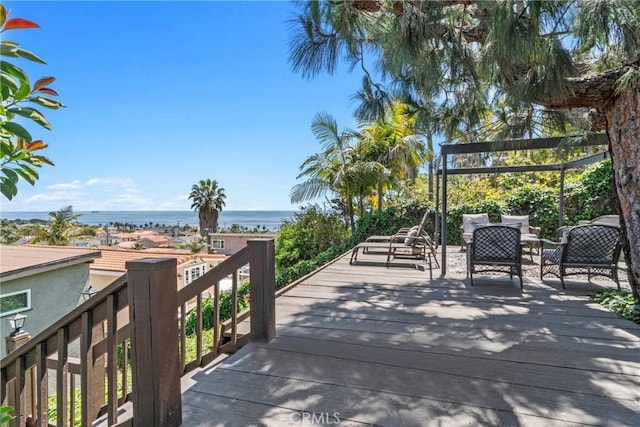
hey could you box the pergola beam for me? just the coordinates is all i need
[440,164,562,175]
[437,151,610,176]
[440,134,608,155]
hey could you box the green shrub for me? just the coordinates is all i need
[1,406,14,425]
[351,200,436,243]
[565,160,617,222]
[446,200,505,245]
[592,289,640,324]
[275,244,348,289]
[504,184,560,239]
[185,281,250,336]
[275,205,349,269]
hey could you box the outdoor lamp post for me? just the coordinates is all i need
[7,313,27,336]
[5,313,30,355]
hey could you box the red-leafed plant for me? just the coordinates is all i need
[0,4,64,200]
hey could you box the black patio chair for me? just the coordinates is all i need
[540,224,622,290]
[469,225,523,288]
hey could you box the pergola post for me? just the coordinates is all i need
[434,166,440,249]
[440,154,448,277]
[559,167,566,228]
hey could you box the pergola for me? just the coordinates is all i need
[435,133,610,277]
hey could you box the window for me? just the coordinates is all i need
[239,265,250,282]
[184,264,207,286]
[0,290,31,317]
[211,240,225,249]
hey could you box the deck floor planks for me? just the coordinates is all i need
[272,325,640,378]
[182,253,640,426]
[274,298,640,342]
[250,334,640,401]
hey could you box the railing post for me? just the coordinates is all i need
[248,239,276,342]
[5,331,30,426]
[127,258,182,427]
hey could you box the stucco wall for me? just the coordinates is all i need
[208,234,276,255]
[1,263,90,356]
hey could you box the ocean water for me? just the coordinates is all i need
[0,210,297,231]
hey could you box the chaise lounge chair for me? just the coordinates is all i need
[350,210,439,276]
[365,210,431,244]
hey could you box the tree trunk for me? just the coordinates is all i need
[428,159,434,202]
[377,180,384,211]
[212,209,219,233]
[427,132,434,202]
[199,209,213,237]
[603,88,640,301]
[347,194,355,232]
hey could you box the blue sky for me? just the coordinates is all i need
[1,1,366,212]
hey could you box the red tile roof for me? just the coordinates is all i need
[91,248,226,273]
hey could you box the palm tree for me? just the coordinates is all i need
[189,179,226,236]
[291,112,359,230]
[29,205,84,245]
[357,101,426,211]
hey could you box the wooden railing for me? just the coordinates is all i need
[0,274,131,426]
[1,238,275,427]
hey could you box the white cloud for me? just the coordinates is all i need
[1,177,157,212]
[47,180,82,190]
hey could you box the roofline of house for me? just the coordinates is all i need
[1,251,101,282]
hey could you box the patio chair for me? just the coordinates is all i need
[468,225,523,288]
[460,213,490,250]
[540,224,622,290]
[500,214,542,257]
[587,215,620,227]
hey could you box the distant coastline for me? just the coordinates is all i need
[1,210,297,231]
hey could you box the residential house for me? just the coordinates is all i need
[0,245,101,355]
[207,233,276,255]
[113,230,170,249]
[90,248,227,291]
[90,249,228,322]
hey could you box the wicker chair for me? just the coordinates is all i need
[468,225,523,288]
[540,225,622,290]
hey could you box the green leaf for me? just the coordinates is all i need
[0,177,17,200]
[1,122,32,141]
[0,141,14,157]
[30,155,54,167]
[28,96,64,109]
[0,70,19,91]
[15,80,31,101]
[15,47,46,64]
[7,107,51,130]
[15,166,38,185]
[0,84,9,101]
[0,60,28,85]
[0,44,19,57]
[1,167,19,184]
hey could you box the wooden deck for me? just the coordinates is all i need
[180,250,640,426]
